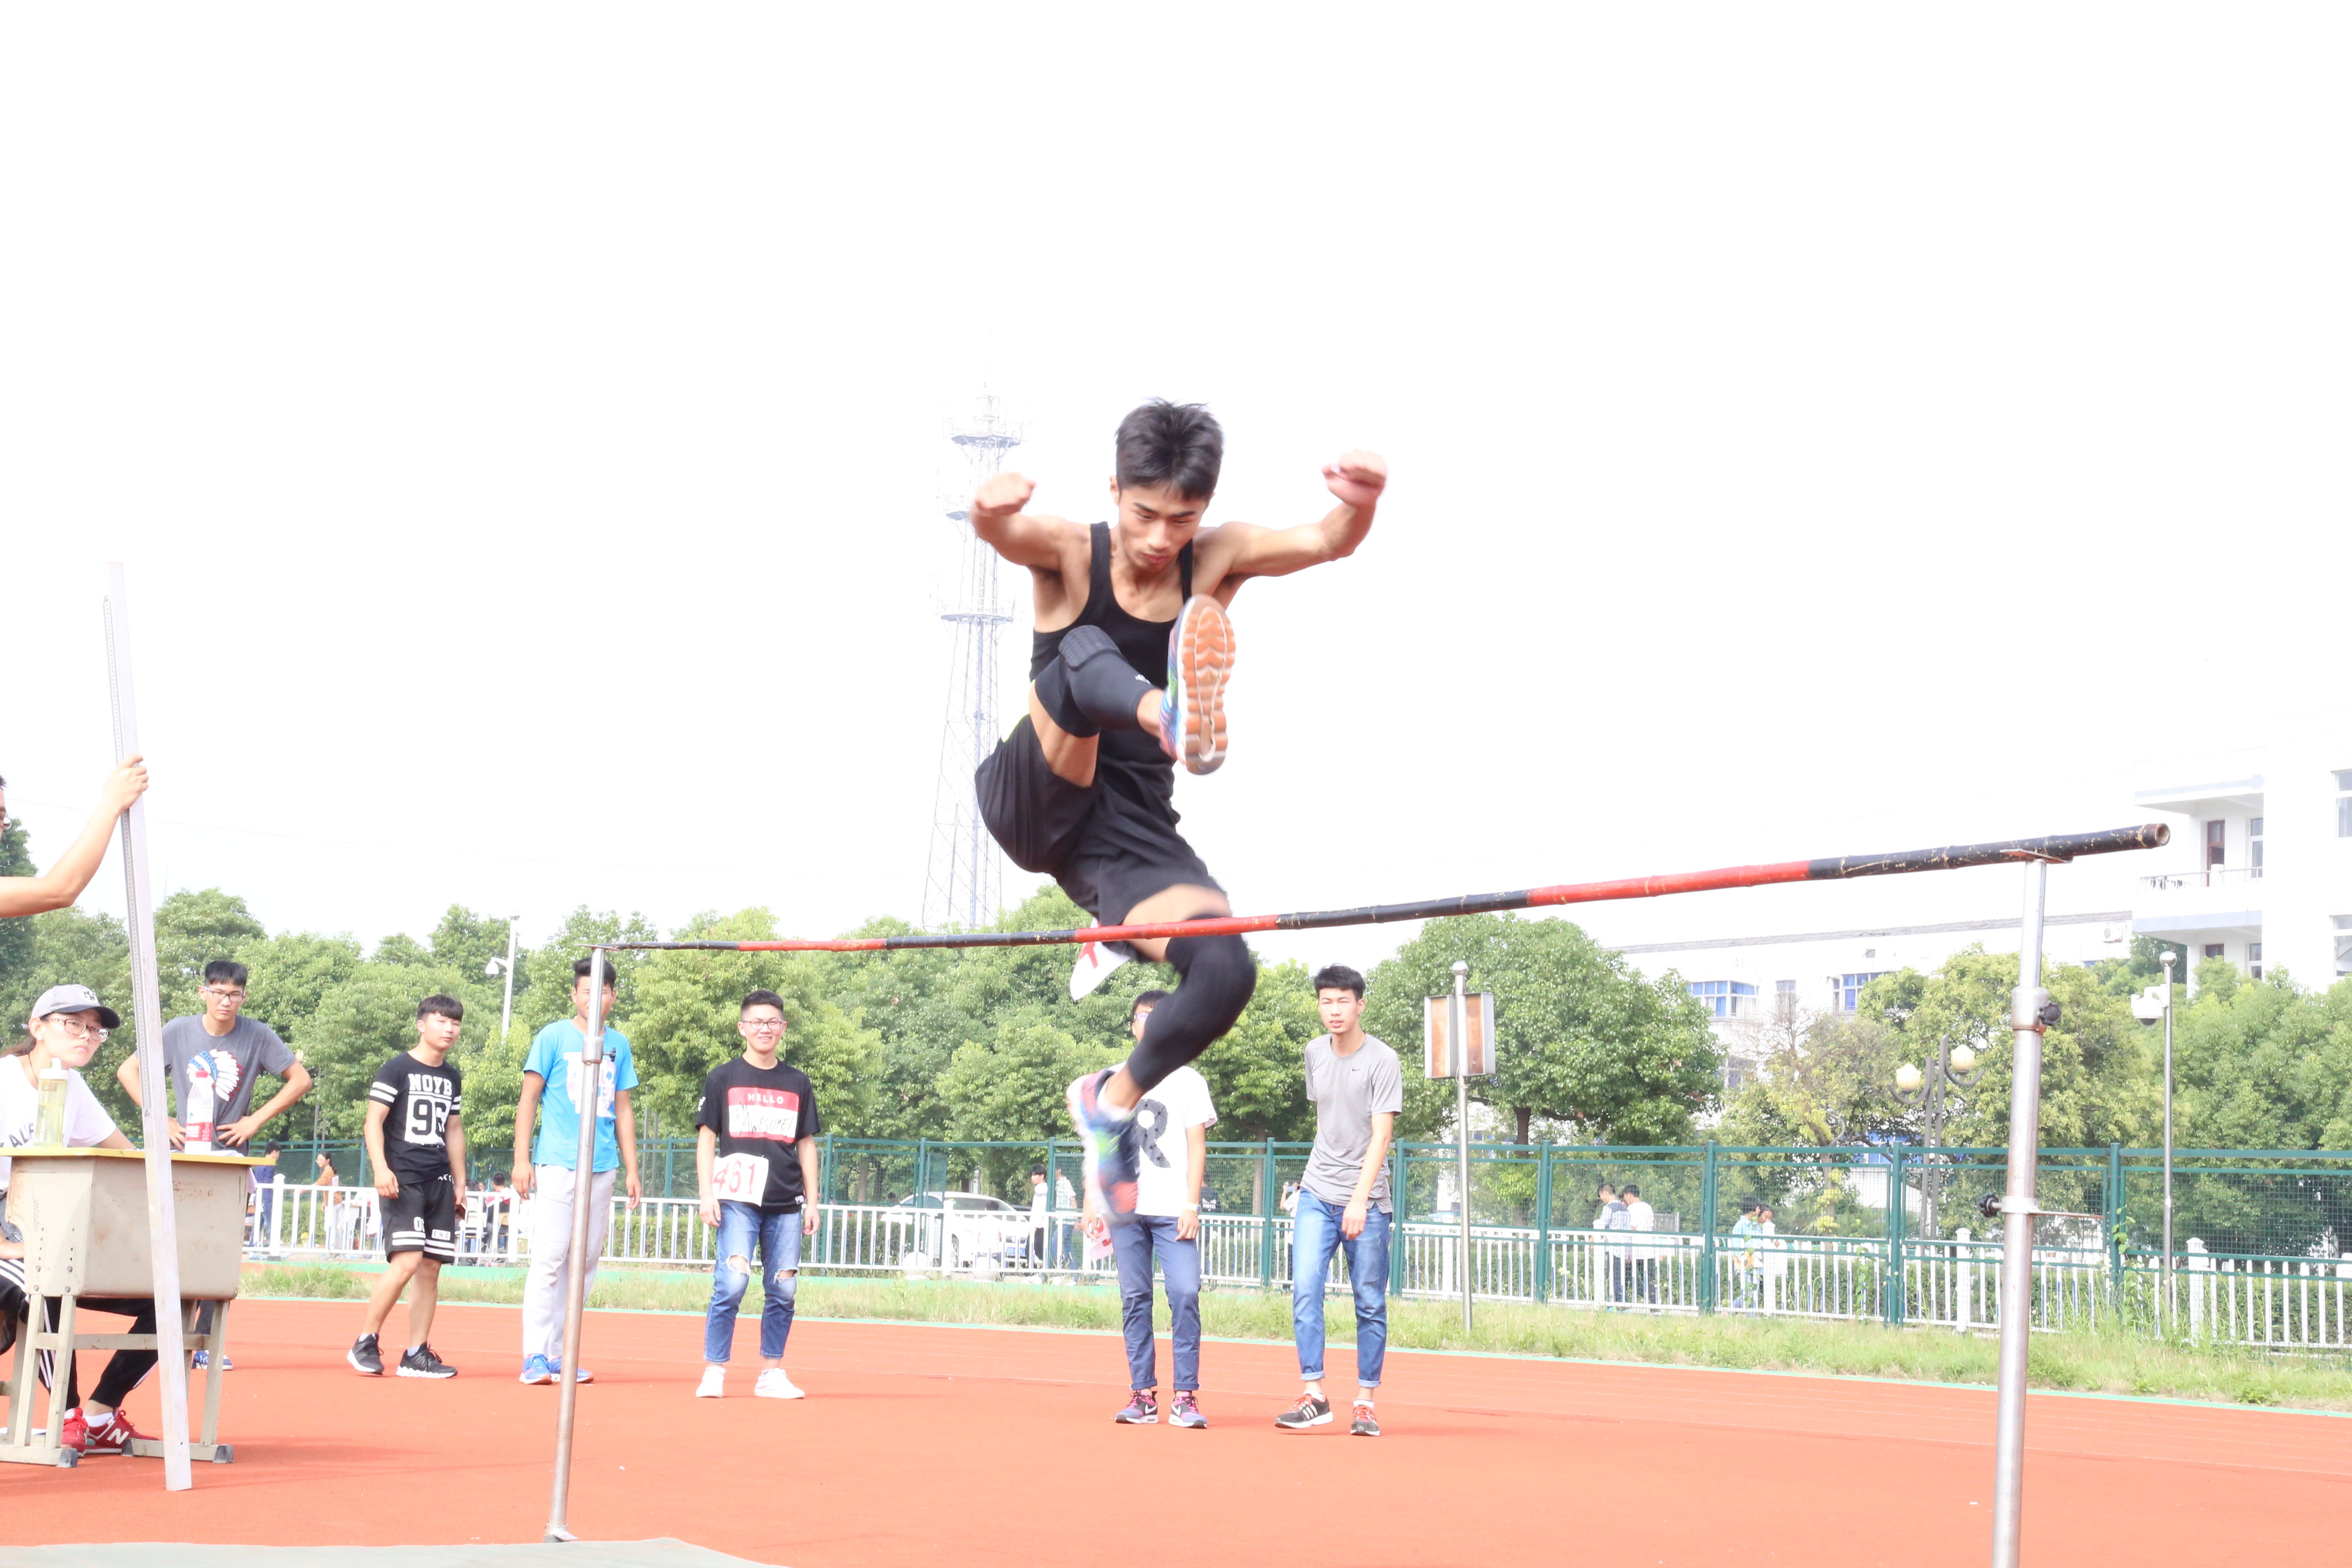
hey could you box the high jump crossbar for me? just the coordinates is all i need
[590,822,2170,955]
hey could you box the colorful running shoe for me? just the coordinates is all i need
[83,1408,153,1456]
[57,1408,90,1454]
[1168,1391,1207,1429]
[1350,1401,1381,1437]
[1066,1069,1141,1222]
[1274,1393,1333,1430]
[1158,595,1235,776]
[1114,1391,1159,1425]
[1069,939,1134,1002]
[349,1334,385,1376]
[552,1360,594,1384]
[519,1354,555,1385]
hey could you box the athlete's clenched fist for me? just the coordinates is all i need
[1321,450,1387,510]
[971,471,1037,526]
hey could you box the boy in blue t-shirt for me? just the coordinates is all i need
[512,956,643,1384]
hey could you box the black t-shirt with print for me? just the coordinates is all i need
[695,1057,821,1212]
[368,1050,463,1184]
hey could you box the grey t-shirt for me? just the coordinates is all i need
[1300,1034,1404,1210]
[159,1014,295,1143]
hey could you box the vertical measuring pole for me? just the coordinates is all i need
[1452,960,1473,1332]
[545,946,608,1542]
[105,565,193,1491]
[1990,858,2052,1568]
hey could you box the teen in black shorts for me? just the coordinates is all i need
[349,994,468,1378]
[967,401,1387,1218]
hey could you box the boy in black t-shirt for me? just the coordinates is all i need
[348,994,469,1378]
[693,989,822,1400]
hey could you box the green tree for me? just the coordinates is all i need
[1194,958,1320,1142]
[935,1007,1121,1194]
[1364,914,1721,1146]
[0,808,36,997]
[624,908,883,1145]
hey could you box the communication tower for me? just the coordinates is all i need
[920,393,1023,929]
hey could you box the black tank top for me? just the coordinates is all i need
[1030,523,1192,783]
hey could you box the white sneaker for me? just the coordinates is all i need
[695,1366,725,1399]
[1069,940,1133,1001]
[754,1368,805,1400]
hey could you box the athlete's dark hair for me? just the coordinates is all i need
[417,994,464,1022]
[1115,400,1223,500]
[741,989,787,1017]
[572,956,618,986]
[204,959,249,988]
[1621,1184,1642,1200]
[1130,989,1171,1023]
[1311,965,1366,999]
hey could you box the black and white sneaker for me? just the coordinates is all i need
[1274,1393,1333,1430]
[348,1334,384,1376]
[398,1343,458,1379]
[1350,1401,1381,1437]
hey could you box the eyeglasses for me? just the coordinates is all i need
[47,1017,109,1040]
[202,987,247,1002]
[741,1020,785,1032]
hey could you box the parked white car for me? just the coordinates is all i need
[895,1191,1032,1270]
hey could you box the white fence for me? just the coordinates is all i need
[244,1182,2352,1351]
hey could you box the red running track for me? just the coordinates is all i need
[3,1298,2347,1567]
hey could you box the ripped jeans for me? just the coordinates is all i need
[704,1201,805,1364]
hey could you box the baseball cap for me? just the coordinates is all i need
[32,984,122,1030]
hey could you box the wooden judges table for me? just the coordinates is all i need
[0,1148,260,1468]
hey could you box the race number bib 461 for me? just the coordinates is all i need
[711,1153,771,1202]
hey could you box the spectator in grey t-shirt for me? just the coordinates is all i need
[118,958,310,1150]
[1275,964,1403,1439]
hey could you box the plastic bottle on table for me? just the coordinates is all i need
[184,1055,217,1154]
[35,1064,70,1146]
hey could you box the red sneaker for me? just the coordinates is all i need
[57,1408,90,1454]
[83,1408,152,1456]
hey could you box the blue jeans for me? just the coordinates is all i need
[704,1203,804,1364]
[1290,1192,1391,1387]
[1111,1216,1201,1392]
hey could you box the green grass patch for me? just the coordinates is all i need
[238,1263,2352,1414]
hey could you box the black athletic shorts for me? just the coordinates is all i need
[382,1173,459,1262]
[976,716,1221,927]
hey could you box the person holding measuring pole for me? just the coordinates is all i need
[513,956,643,1386]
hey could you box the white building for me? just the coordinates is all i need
[1615,741,2352,1060]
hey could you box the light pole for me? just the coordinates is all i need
[1893,1032,1986,1236]
[2130,949,2178,1332]
[485,915,521,1041]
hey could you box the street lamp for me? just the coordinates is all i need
[2130,949,2178,1332]
[484,914,521,1041]
[1894,1032,1988,1236]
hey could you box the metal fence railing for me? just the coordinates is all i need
[233,1139,2352,1351]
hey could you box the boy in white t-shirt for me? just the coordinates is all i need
[1079,991,1217,1429]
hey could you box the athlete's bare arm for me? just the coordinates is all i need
[969,472,1096,628]
[1194,450,1387,597]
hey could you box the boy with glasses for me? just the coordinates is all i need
[119,959,312,1154]
[693,990,821,1400]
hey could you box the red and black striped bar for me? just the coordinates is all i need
[606,823,2170,955]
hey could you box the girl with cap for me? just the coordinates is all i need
[1,984,153,1455]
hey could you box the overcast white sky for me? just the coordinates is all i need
[4,7,2344,979]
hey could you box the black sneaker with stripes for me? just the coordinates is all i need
[348,1333,384,1376]
[398,1342,458,1379]
[1274,1394,1332,1430]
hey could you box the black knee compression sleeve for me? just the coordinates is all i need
[1034,625,1152,738]
[1127,931,1256,1094]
